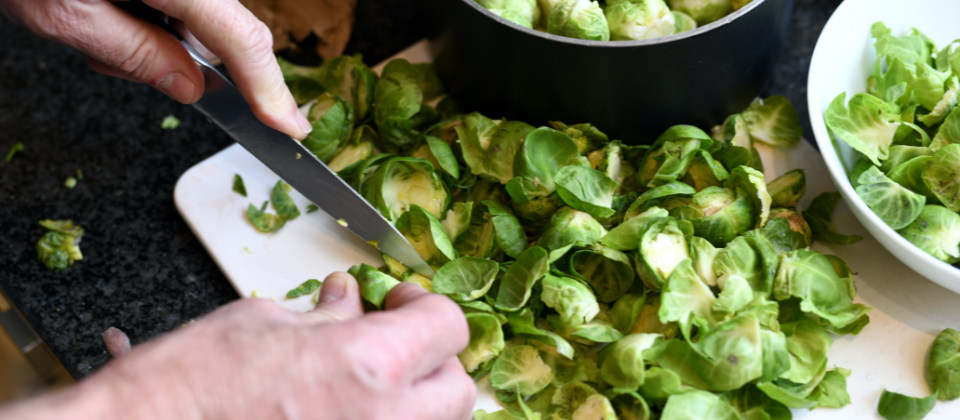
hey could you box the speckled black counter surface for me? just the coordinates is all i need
[0,0,842,379]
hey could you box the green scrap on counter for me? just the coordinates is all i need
[306,204,320,213]
[245,180,300,233]
[233,174,247,197]
[6,142,23,161]
[161,115,181,129]
[64,177,77,189]
[286,279,323,298]
[278,52,871,420]
[36,220,84,271]
[877,389,938,420]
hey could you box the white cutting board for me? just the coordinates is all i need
[173,40,960,418]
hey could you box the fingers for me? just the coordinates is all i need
[143,0,311,139]
[303,272,364,324]
[407,358,476,420]
[103,327,132,357]
[11,0,203,104]
[357,283,470,381]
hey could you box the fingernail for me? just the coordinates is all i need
[318,275,346,304]
[295,105,313,136]
[157,72,197,104]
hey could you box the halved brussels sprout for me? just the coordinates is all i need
[541,273,601,328]
[671,186,756,247]
[327,125,376,172]
[598,333,661,389]
[773,249,872,330]
[762,209,812,252]
[361,157,450,221]
[712,114,763,173]
[624,181,696,220]
[549,121,610,155]
[667,0,730,25]
[659,258,718,338]
[638,125,711,188]
[672,11,697,33]
[506,309,576,359]
[727,166,771,228]
[547,0,611,41]
[457,112,535,184]
[605,0,675,41]
[740,96,803,148]
[690,236,720,286]
[395,205,457,270]
[713,235,778,295]
[460,313,505,372]
[512,194,565,227]
[509,127,581,202]
[635,217,690,289]
[767,169,806,208]
[374,59,423,148]
[683,150,730,191]
[303,93,355,162]
[441,201,474,243]
[601,206,669,251]
[555,165,619,219]
[537,207,607,251]
[347,264,401,309]
[477,0,541,28]
[897,205,960,264]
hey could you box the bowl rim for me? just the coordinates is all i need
[807,0,960,285]
[458,0,769,47]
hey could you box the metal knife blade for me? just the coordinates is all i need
[180,42,435,278]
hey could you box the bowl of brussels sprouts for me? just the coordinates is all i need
[808,0,960,293]
[424,0,794,143]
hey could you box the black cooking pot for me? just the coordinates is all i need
[424,0,794,144]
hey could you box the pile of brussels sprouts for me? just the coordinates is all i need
[279,53,874,419]
[825,22,960,268]
[471,0,752,41]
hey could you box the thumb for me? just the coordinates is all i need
[304,272,365,324]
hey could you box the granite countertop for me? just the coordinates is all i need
[0,0,842,379]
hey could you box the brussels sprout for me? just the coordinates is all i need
[923,144,960,212]
[341,153,394,190]
[432,256,499,301]
[773,249,872,330]
[639,126,710,188]
[361,157,450,221]
[374,59,423,148]
[727,166,771,228]
[512,194,565,227]
[766,169,806,208]
[930,107,960,151]
[598,333,660,389]
[537,207,607,251]
[509,127,581,202]
[856,166,925,230]
[671,186,756,247]
[608,391,653,420]
[760,209,811,252]
[877,389,938,420]
[460,313,505,372]
[825,92,927,166]
[547,0,611,41]
[740,96,803,148]
[928,328,960,401]
[395,205,457,270]
[555,165,619,219]
[457,113,535,184]
[303,93,355,162]
[690,236,720,286]
[713,235,778,295]
[541,273,601,328]
[454,205,498,258]
[570,246,634,302]
[550,381,600,418]
[646,313,763,391]
[601,206,669,250]
[496,246,549,311]
[802,192,864,245]
[347,264,401,309]
[897,205,960,264]
[779,320,832,386]
[327,125,376,172]
[683,150,730,191]
[659,258,718,338]
[36,220,84,271]
[605,0,675,41]
[490,345,555,396]
[477,0,541,28]
[712,114,763,173]
[634,217,689,289]
[537,0,565,28]
[624,181,696,219]
[672,11,697,33]
[277,56,325,105]
[661,391,742,420]
[549,121,610,155]
[507,309,576,359]
[441,201,474,243]
[916,73,958,127]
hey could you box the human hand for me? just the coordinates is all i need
[0,272,476,420]
[0,0,312,139]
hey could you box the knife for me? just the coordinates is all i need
[118,2,435,278]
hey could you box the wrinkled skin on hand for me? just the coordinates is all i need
[0,273,476,420]
[0,0,312,139]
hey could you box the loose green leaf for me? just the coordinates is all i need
[271,181,301,221]
[496,246,549,311]
[6,141,23,161]
[432,257,499,301]
[898,205,960,264]
[824,92,903,166]
[460,313,505,372]
[483,200,528,259]
[286,279,322,298]
[803,192,864,245]
[490,345,555,396]
[161,115,180,129]
[856,166,925,229]
[347,264,401,309]
[877,390,937,420]
[233,174,247,197]
[741,96,803,148]
[928,328,960,401]
[555,165,619,219]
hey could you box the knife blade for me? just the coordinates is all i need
[180,41,435,278]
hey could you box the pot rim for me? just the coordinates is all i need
[458,0,768,47]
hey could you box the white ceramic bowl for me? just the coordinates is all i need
[808,0,960,294]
